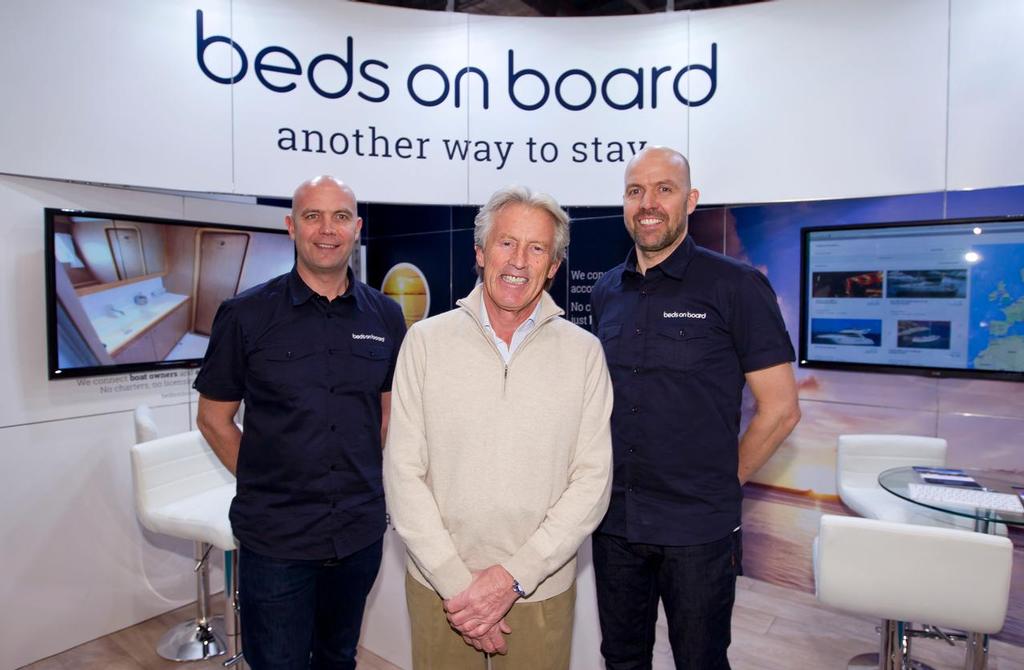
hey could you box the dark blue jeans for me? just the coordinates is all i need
[238,539,383,670]
[593,529,742,670]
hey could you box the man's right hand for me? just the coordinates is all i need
[460,618,512,654]
[445,565,520,638]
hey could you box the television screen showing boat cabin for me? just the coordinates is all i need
[800,217,1024,381]
[46,208,295,379]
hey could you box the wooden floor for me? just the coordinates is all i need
[17,598,399,670]
[21,577,1023,669]
[729,578,1023,670]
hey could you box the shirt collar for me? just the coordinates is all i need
[479,294,543,335]
[457,283,565,325]
[623,234,696,281]
[287,266,363,309]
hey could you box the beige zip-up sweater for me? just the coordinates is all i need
[383,286,613,602]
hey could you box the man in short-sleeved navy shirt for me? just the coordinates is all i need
[194,175,405,670]
[590,148,800,670]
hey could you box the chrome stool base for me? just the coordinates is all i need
[156,615,227,661]
[155,541,227,662]
[850,620,939,670]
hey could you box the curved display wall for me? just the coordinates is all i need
[2,0,1023,205]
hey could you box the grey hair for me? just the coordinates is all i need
[473,185,570,261]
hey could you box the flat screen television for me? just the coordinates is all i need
[45,208,294,379]
[800,216,1024,382]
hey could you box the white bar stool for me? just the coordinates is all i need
[836,434,969,529]
[130,428,240,663]
[814,514,1012,670]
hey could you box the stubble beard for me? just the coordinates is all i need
[630,216,687,254]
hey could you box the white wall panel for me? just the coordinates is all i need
[689,0,949,204]
[947,0,1024,190]
[0,1,234,193]
[0,405,213,670]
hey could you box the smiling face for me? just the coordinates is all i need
[286,177,362,284]
[623,148,700,271]
[475,202,561,324]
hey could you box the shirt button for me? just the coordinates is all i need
[632,367,639,374]
[679,329,685,337]
[634,328,643,336]
[640,290,648,297]
[628,447,635,454]
[329,386,336,394]
[330,424,337,432]
[630,406,639,414]
[627,485,634,493]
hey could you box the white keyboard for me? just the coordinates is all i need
[908,483,1024,514]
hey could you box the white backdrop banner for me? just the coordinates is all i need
[1,0,1021,205]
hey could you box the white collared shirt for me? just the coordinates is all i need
[480,299,543,364]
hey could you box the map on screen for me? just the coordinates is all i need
[801,218,1024,379]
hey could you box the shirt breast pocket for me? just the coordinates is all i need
[248,345,318,401]
[597,322,624,366]
[345,340,392,392]
[653,323,710,372]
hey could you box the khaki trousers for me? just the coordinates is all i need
[405,571,575,670]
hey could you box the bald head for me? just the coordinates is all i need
[292,175,356,219]
[625,146,691,191]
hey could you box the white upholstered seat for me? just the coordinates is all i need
[131,430,236,551]
[815,514,1012,669]
[836,434,980,532]
[130,428,237,661]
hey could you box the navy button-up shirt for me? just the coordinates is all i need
[193,268,405,560]
[591,236,794,546]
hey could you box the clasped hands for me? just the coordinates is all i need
[444,564,521,654]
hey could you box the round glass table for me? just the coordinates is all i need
[878,466,1022,670]
[878,466,1024,532]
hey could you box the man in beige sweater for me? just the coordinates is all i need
[383,186,613,670]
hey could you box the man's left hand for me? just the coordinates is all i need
[444,565,521,638]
